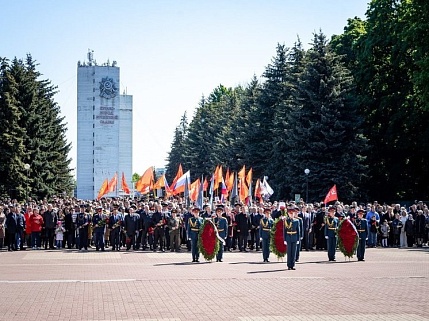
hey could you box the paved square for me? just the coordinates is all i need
[0,247,428,321]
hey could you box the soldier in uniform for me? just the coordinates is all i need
[187,206,202,262]
[324,205,339,261]
[354,208,368,261]
[92,206,106,251]
[168,208,182,252]
[214,205,228,262]
[283,205,301,270]
[108,205,123,251]
[259,207,274,262]
[76,205,89,251]
[124,205,139,251]
[152,204,165,252]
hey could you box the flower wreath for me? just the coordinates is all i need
[198,219,220,261]
[337,218,359,258]
[270,218,287,259]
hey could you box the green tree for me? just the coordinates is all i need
[0,57,27,199]
[0,55,73,200]
[166,112,188,182]
[354,0,429,200]
[284,31,367,202]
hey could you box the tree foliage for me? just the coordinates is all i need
[0,55,73,200]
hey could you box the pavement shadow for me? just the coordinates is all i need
[247,268,288,274]
[153,261,213,266]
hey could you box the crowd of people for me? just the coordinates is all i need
[1,197,428,265]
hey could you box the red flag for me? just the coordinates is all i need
[246,168,252,186]
[214,165,223,189]
[324,185,338,204]
[238,165,246,180]
[226,169,234,192]
[97,179,109,200]
[107,173,118,193]
[121,172,130,194]
[203,177,209,191]
[135,167,154,192]
[189,178,201,201]
[170,164,183,188]
[239,178,248,203]
[254,178,262,201]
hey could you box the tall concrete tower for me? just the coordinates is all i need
[76,50,132,200]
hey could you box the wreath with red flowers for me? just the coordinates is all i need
[270,218,286,258]
[337,218,359,258]
[198,219,220,261]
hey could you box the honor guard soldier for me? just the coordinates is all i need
[187,206,202,262]
[325,205,339,261]
[354,208,369,261]
[283,205,301,270]
[214,205,228,262]
[259,207,274,262]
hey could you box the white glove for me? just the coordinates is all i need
[325,236,329,239]
[284,241,287,245]
[366,238,368,240]
[259,238,262,242]
[188,238,191,241]
[297,241,300,244]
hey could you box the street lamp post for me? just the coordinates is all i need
[24,163,30,201]
[304,168,310,203]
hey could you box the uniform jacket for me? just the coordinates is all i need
[354,218,369,239]
[324,216,339,238]
[214,216,228,240]
[283,217,301,243]
[187,216,202,239]
[259,217,274,239]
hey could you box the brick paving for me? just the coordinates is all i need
[0,246,428,321]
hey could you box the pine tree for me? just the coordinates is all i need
[0,57,27,199]
[284,31,367,202]
[0,55,73,200]
[166,112,188,182]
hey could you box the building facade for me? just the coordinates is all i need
[77,51,132,200]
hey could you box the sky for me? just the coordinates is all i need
[1,0,369,176]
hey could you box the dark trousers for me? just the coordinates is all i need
[327,236,337,260]
[78,227,88,250]
[302,229,310,250]
[216,239,224,261]
[261,238,270,261]
[286,241,297,268]
[110,228,121,250]
[153,227,164,250]
[238,232,248,251]
[7,232,18,250]
[94,231,105,251]
[125,233,135,250]
[31,232,41,248]
[44,228,55,249]
[357,238,366,260]
[249,228,260,250]
[190,236,199,261]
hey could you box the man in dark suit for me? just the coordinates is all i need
[235,204,251,252]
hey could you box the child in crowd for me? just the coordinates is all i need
[380,220,390,247]
[55,221,65,249]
